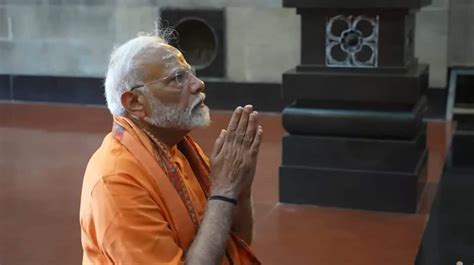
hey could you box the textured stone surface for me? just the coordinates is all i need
[0,7,11,40]
[227,7,300,82]
[0,2,298,82]
[448,0,474,66]
[0,4,158,76]
[0,0,470,87]
[0,0,283,7]
[415,7,449,87]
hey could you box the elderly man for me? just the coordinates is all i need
[79,34,262,265]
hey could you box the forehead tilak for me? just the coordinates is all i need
[162,50,190,71]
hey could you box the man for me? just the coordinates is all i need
[80,34,263,265]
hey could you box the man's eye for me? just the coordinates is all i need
[175,72,187,83]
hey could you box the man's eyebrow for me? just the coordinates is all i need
[172,63,193,72]
[162,53,175,62]
[163,67,186,78]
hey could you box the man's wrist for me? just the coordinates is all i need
[239,188,252,201]
[210,187,238,200]
[209,195,238,205]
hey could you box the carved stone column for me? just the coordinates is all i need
[280,0,431,213]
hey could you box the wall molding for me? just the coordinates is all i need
[0,74,447,118]
[0,74,286,112]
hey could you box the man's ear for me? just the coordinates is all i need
[121,91,147,119]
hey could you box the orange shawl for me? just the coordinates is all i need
[111,116,260,265]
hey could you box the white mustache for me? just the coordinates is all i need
[191,93,206,110]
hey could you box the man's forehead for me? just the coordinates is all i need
[138,44,190,78]
[142,44,188,69]
[154,44,185,62]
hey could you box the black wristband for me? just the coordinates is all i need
[209,195,238,205]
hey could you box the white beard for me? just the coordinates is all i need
[143,91,211,130]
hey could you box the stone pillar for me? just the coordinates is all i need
[280,0,431,213]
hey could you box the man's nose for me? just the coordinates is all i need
[189,75,205,94]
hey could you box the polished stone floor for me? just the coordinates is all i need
[416,168,474,265]
[0,102,454,265]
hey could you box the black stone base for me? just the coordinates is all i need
[295,60,418,74]
[282,132,426,172]
[280,149,427,212]
[282,64,429,104]
[282,97,427,139]
[280,129,428,212]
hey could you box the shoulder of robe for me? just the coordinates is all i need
[84,134,153,191]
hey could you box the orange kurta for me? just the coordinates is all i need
[80,116,259,265]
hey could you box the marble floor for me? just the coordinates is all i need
[0,102,454,265]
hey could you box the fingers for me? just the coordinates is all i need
[223,104,259,154]
[243,111,258,147]
[211,129,227,158]
[250,125,263,157]
[225,106,243,146]
[235,105,253,144]
[226,106,243,133]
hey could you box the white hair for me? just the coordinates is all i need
[104,35,169,116]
